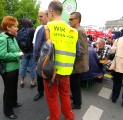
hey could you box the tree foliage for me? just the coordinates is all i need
[4,0,19,16]
[0,0,41,28]
[0,0,7,22]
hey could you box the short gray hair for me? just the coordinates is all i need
[96,39,105,44]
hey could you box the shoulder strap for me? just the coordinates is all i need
[43,25,56,88]
[44,25,50,41]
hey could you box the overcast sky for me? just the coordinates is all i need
[40,0,123,26]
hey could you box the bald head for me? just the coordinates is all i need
[38,9,47,15]
[38,9,48,25]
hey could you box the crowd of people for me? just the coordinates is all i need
[0,0,123,120]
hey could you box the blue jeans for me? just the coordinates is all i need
[19,53,37,79]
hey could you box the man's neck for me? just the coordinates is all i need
[74,23,80,29]
[52,16,62,21]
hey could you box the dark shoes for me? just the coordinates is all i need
[33,93,44,101]
[20,82,37,88]
[71,103,81,109]
[112,99,116,103]
[20,83,24,88]
[111,97,116,103]
[13,103,22,108]
[4,103,22,119]
[70,95,81,109]
[5,112,17,119]
[30,82,37,88]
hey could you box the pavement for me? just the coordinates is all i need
[0,72,123,120]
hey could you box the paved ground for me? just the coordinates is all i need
[0,72,123,120]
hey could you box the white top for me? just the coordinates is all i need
[32,25,42,45]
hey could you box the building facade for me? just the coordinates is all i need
[105,18,123,30]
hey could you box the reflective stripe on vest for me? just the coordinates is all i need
[55,61,73,67]
[47,21,78,75]
[55,50,76,57]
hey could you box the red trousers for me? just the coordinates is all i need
[44,75,75,120]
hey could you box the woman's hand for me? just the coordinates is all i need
[19,52,24,57]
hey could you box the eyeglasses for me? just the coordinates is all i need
[69,18,77,21]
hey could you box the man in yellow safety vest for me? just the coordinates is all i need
[37,1,80,120]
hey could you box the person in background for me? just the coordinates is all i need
[0,16,23,119]
[106,39,113,48]
[33,9,49,101]
[69,12,89,109]
[94,39,110,76]
[110,30,123,105]
[94,39,109,60]
[87,34,93,42]
[17,18,37,88]
[80,42,103,82]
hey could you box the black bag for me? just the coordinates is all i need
[16,27,30,52]
[0,61,5,75]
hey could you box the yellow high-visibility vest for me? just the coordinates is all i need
[47,21,78,75]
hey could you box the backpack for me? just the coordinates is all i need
[16,27,30,52]
[36,26,56,88]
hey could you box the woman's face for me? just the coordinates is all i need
[7,24,18,36]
